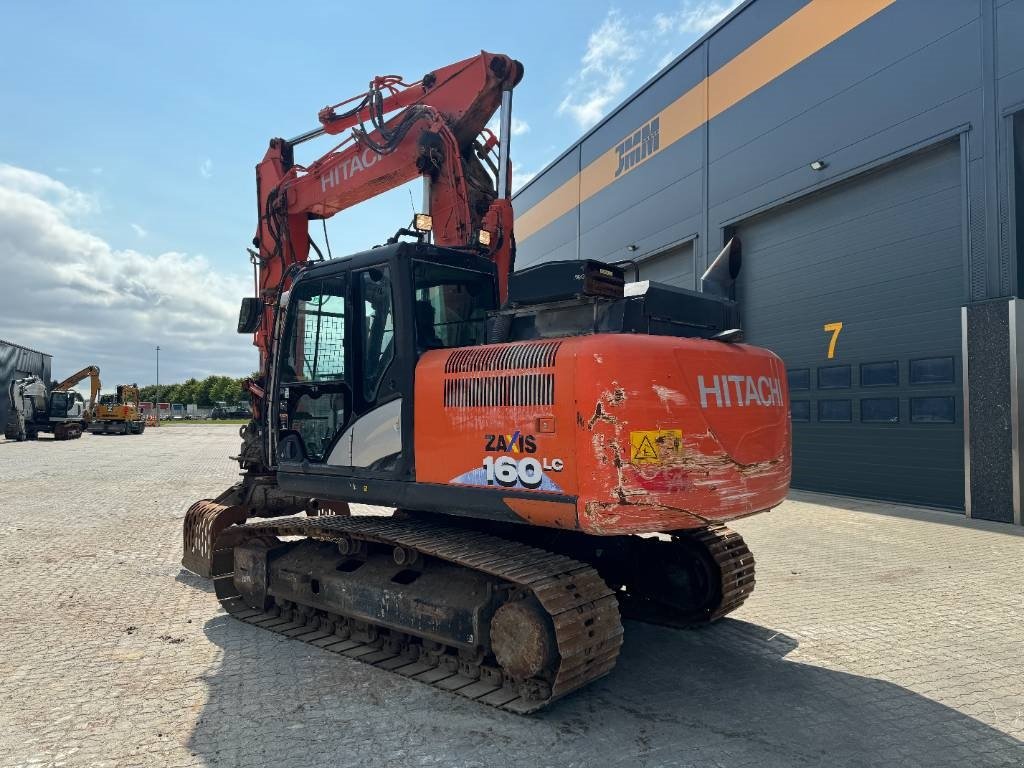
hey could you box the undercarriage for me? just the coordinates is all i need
[204,510,756,713]
[87,420,145,435]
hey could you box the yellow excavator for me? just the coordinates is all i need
[89,383,146,435]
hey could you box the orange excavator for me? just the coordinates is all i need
[182,51,791,713]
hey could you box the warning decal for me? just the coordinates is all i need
[630,429,682,466]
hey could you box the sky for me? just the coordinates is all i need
[0,0,740,388]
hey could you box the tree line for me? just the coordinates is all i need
[137,375,250,407]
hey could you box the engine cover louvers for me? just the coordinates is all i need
[442,342,561,408]
[444,341,561,374]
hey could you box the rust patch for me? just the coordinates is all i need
[651,384,686,408]
[504,497,578,529]
[585,384,627,430]
[586,401,618,429]
[581,500,710,535]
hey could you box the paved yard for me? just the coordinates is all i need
[1,425,1022,767]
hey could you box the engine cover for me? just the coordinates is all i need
[414,334,791,535]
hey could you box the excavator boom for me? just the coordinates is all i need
[53,365,101,413]
[249,52,522,401]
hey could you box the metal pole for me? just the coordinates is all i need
[422,176,432,244]
[155,345,160,426]
[496,88,514,199]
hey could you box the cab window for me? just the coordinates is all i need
[283,276,346,383]
[359,267,394,401]
[412,261,495,352]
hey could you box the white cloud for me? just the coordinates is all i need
[130,223,147,238]
[0,165,254,385]
[557,11,638,130]
[200,158,213,178]
[485,115,531,137]
[0,164,98,215]
[511,162,537,193]
[556,1,742,130]
[510,117,530,136]
[90,166,103,176]
[654,0,739,36]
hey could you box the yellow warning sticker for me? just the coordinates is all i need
[630,429,682,465]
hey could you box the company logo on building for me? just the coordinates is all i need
[614,117,660,179]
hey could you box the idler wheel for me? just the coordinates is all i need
[490,599,556,681]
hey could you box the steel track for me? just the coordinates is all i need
[213,515,624,714]
[616,523,757,628]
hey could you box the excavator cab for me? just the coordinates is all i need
[272,240,496,480]
[47,390,85,419]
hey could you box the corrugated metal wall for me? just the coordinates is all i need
[735,140,965,508]
[0,340,52,431]
[512,0,1024,515]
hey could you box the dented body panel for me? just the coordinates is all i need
[414,334,791,534]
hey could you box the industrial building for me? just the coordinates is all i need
[0,339,52,431]
[513,0,1024,523]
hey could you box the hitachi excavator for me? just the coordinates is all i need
[5,365,100,441]
[181,52,791,713]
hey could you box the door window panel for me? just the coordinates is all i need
[789,400,810,422]
[861,397,899,423]
[787,369,810,391]
[292,391,348,461]
[861,361,898,387]
[284,277,346,383]
[818,365,851,389]
[359,267,394,401]
[909,357,954,385]
[910,396,955,424]
[818,399,852,422]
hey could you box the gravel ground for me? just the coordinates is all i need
[1,425,1022,767]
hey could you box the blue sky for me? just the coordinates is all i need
[0,0,738,387]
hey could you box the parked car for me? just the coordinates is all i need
[209,406,249,420]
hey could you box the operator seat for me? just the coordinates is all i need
[415,300,444,354]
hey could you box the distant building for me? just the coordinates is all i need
[0,340,52,429]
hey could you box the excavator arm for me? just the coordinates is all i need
[53,365,101,414]
[250,51,523,387]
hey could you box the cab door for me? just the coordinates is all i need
[341,264,406,474]
[275,273,354,466]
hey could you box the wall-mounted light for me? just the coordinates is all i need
[626,244,638,252]
[810,160,828,171]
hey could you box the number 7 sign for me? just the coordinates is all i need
[823,322,843,359]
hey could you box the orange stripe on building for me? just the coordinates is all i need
[516,0,897,243]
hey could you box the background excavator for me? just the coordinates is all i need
[89,383,145,435]
[181,51,792,713]
[5,365,100,441]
